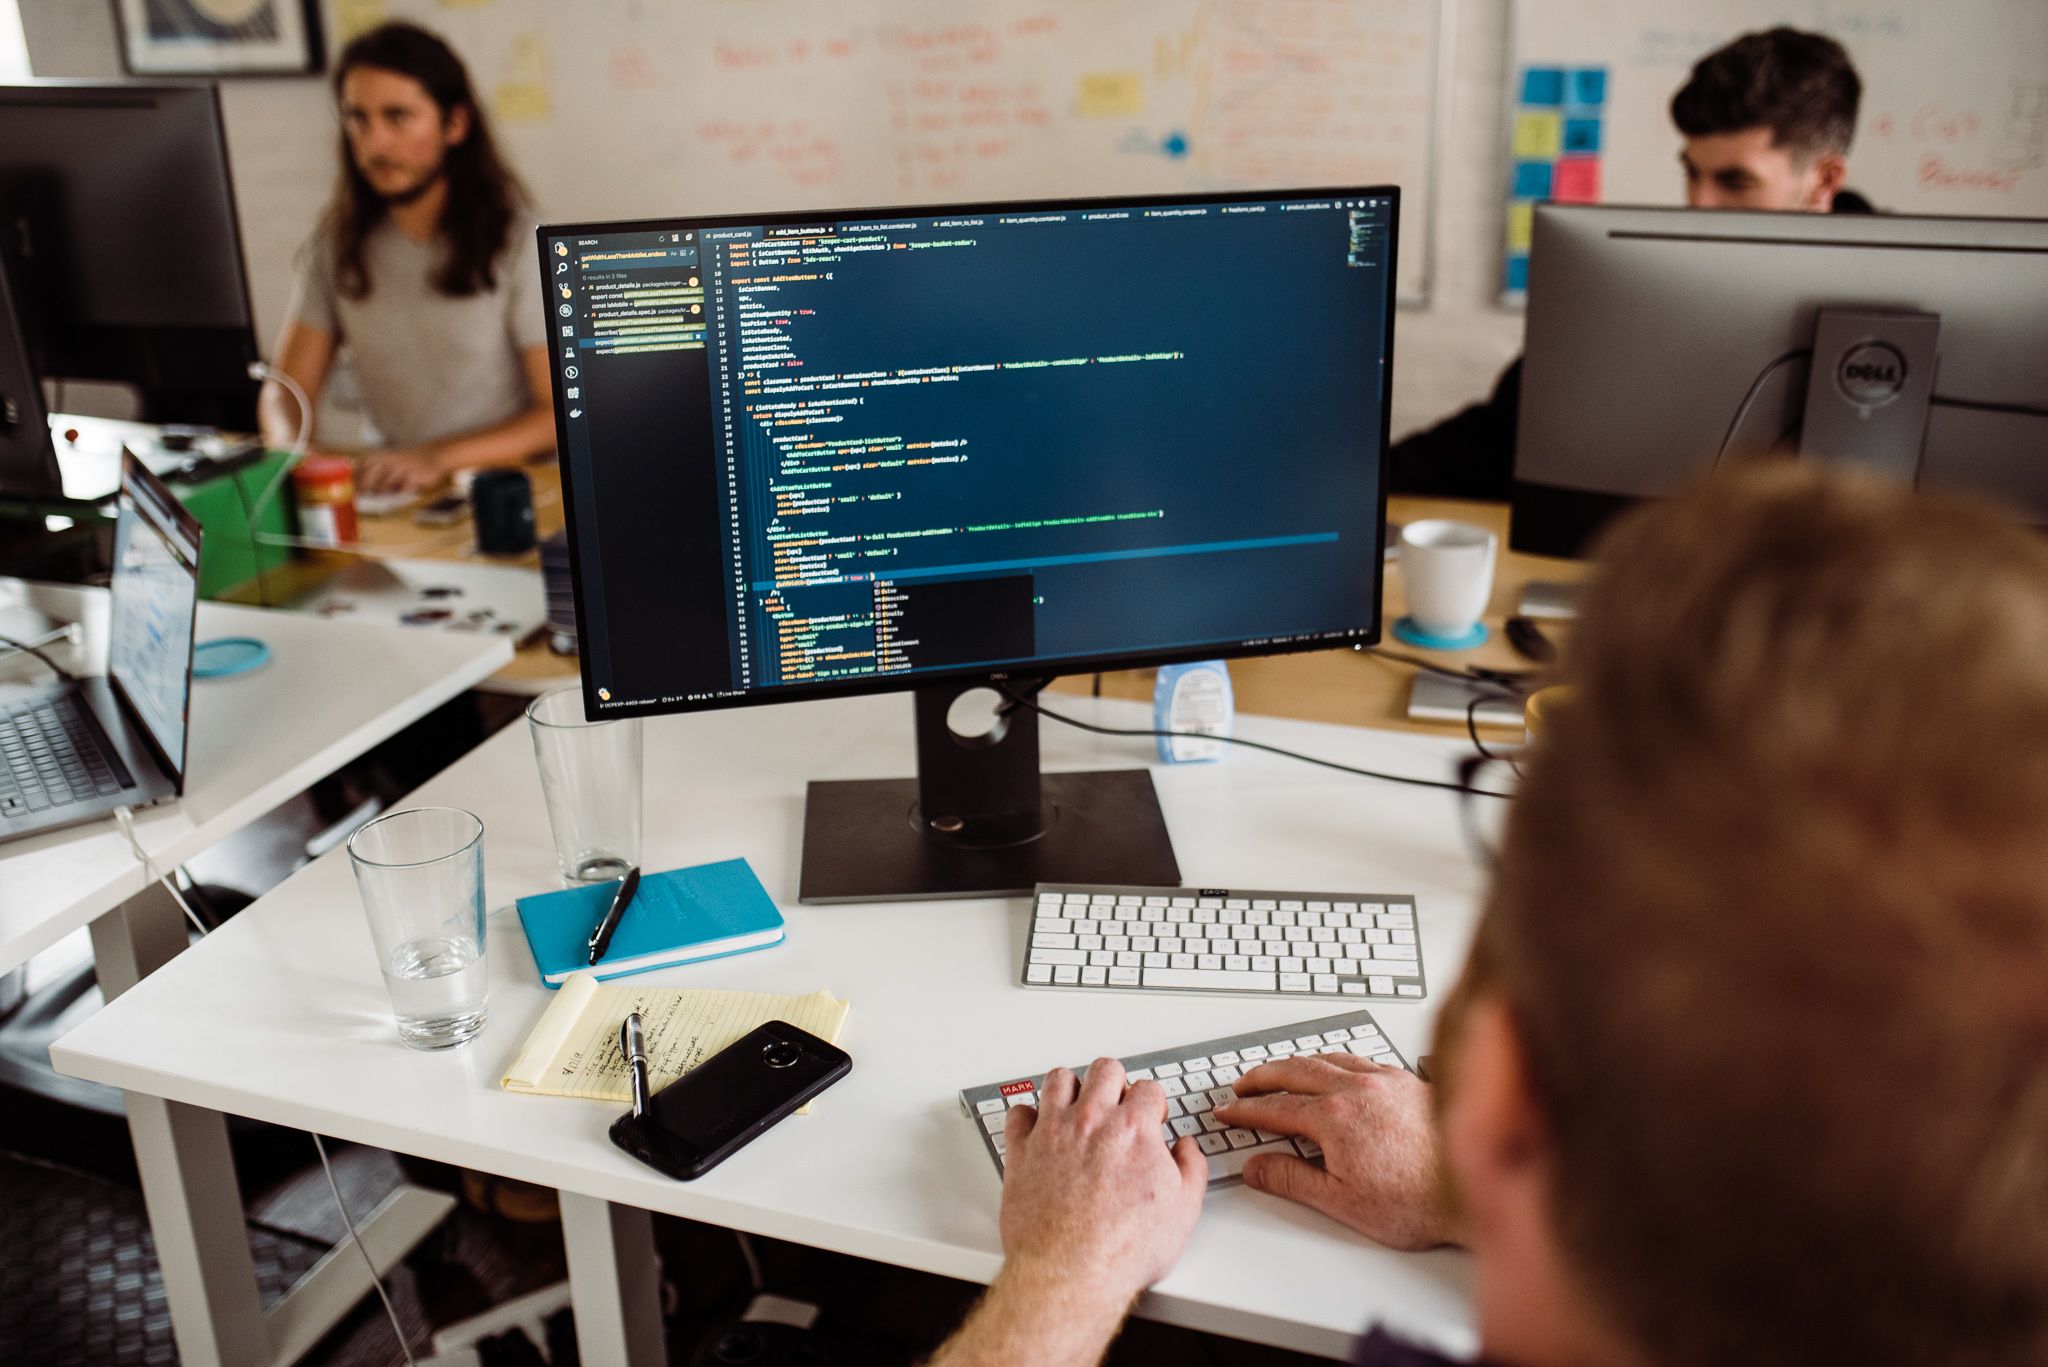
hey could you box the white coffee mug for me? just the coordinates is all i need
[1399,520,1498,643]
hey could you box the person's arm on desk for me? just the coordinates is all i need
[356,343,557,494]
[927,1059,1208,1367]
[1215,1053,1458,1251]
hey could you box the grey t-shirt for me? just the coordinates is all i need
[286,215,547,448]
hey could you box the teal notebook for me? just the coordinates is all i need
[515,858,786,988]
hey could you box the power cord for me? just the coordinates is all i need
[242,361,315,608]
[1713,349,1812,468]
[112,798,422,1364]
[312,1132,419,1367]
[0,631,78,682]
[111,805,210,938]
[994,683,1515,799]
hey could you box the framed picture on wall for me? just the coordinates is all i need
[114,0,325,76]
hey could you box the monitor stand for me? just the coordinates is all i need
[797,681,1181,903]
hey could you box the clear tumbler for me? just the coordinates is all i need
[527,686,643,886]
[347,806,489,1050]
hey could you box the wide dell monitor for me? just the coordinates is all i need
[543,189,1399,902]
[1513,204,2048,557]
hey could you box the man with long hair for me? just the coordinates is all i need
[258,22,552,495]
[930,465,2048,1367]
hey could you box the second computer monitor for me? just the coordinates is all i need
[546,189,1398,717]
[0,81,260,430]
[1513,204,2048,556]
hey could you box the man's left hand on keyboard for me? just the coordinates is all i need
[1217,1051,1456,1251]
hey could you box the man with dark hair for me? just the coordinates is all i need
[1673,27,1867,211]
[1390,27,1869,501]
[258,22,553,495]
[928,464,2048,1367]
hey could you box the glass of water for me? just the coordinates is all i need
[347,806,489,1050]
[527,686,642,886]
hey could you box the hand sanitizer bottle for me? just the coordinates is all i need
[1153,661,1233,763]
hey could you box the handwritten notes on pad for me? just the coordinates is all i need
[503,970,849,1105]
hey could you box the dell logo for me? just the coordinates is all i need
[1835,341,1908,411]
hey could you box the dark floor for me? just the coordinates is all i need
[0,691,1343,1367]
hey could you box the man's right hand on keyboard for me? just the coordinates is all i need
[928,1060,1209,1367]
[1215,1051,1458,1251]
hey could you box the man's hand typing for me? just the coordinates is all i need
[1214,1052,1456,1251]
[926,1059,1208,1367]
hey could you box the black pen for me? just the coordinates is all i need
[587,866,641,965]
[620,1011,651,1119]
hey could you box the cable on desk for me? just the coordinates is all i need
[111,805,210,939]
[0,631,78,682]
[313,1132,419,1367]
[996,683,1515,799]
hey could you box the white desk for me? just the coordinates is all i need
[1,580,514,973]
[55,694,1485,1364]
[3,577,512,1367]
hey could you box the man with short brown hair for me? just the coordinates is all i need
[930,466,2048,1367]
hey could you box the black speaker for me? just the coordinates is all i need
[471,468,536,554]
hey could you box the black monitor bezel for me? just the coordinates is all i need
[539,184,1397,720]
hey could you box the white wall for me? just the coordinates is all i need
[18,0,1524,442]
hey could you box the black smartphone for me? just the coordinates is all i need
[608,1021,850,1180]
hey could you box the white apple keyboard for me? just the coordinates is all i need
[1021,883,1427,1001]
[959,1009,1412,1186]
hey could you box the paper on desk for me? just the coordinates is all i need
[502,972,848,1111]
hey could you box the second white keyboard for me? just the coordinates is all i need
[1022,882,1428,1001]
[960,1009,1413,1186]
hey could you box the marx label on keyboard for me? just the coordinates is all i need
[1020,882,1428,1002]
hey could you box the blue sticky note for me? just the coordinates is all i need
[1521,68,1565,106]
[1513,160,1554,199]
[1571,68,1607,107]
[1564,117,1602,154]
[1506,255,1529,293]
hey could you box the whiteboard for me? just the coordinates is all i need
[1502,0,2048,293]
[349,0,1448,302]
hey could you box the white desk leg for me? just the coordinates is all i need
[560,1192,667,1367]
[92,884,270,1367]
[90,881,460,1367]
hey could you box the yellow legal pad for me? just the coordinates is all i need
[503,971,849,1106]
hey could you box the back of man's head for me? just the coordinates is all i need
[1479,466,2048,1367]
[1671,27,1862,159]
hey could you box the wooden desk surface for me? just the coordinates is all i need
[222,454,580,692]
[243,471,1576,726]
[1048,496,1583,735]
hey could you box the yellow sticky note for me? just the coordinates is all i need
[1077,72,1145,118]
[333,0,387,41]
[511,32,548,78]
[1506,201,1533,251]
[1513,112,1562,160]
[492,81,552,124]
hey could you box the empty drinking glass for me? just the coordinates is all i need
[527,686,643,886]
[347,806,489,1050]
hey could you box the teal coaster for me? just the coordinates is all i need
[192,637,270,678]
[1392,616,1488,652]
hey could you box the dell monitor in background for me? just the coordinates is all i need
[0,82,261,433]
[544,189,1399,902]
[1512,205,2048,557]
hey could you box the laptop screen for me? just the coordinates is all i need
[108,453,200,780]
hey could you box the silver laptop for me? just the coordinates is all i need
[0,451,199,839]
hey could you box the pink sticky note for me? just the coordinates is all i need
[1553,156,1601,203]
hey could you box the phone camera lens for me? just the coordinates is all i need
[762,1041,800,1068]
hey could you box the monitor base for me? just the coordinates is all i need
[797,769,1180,903]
